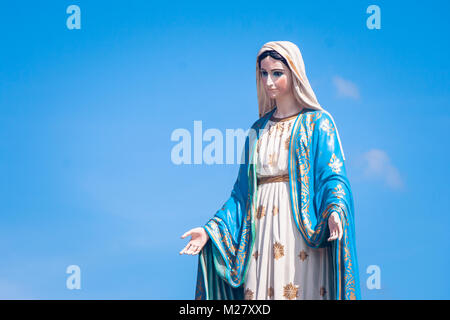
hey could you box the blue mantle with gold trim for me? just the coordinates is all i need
[195,107,361,300]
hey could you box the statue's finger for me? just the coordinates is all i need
[327,231,336,241]
[187,244,197,255]
[184,243,193,254]
[179,244,189,255]
[181,230,193,239]
[332,230,338,239]
[190,246,199,255]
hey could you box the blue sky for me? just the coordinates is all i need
[0,1,448,299]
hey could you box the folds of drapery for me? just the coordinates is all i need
[195,114,264,300]
[195,240,244,300]
[195,108,361,300]
[287,110,361,300]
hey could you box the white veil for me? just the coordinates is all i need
[256,41,346,160]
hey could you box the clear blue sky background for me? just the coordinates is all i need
[0,1,448,299]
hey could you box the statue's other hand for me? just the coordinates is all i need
[179,227,210,255]
[327,211,343,242]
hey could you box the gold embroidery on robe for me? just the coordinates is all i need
[273,242,285,260]
[268,152,278,167]
[298,249,308,262]
[332,184,346,199]
[283,282,299,300]
[244,288,254,300]
[256,205,266,219]
[267,287,274,298]
[253,250,259,261]
[319,118,334,135]
[284,135,291,150]
[272,206,279,216]
[275,121,285,131]
[328,153,343,174]
[287,121,292,133]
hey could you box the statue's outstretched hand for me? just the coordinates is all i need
[179,227,210,255]
[327,211,343,242]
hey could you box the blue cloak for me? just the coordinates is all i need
[195,107,361,300]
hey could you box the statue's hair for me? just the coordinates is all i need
[257,50,289,70]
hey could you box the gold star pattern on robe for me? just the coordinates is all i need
[286,121,292,133]
[283,282,299,300]
[267,287,274,299]
[272,206,279,216]
[320,286,327,297]
[320,118,334,135]
[267,124,274,140]
[244,288,254,300]
[284,135,291,150]
[328,153,343,174]
[253,250,259,261]
[298,249,309,262]
[273,242,285,260]
[332,184,346,199]
[268,152,278,167]
[256,205,266,219]
[279,122,286,131]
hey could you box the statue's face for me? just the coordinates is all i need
[259,56,292,100]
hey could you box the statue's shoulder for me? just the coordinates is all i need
[307,108,325,117]
[308,109,334,126]
[293,109,324,127]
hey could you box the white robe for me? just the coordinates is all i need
[243,114,335,300]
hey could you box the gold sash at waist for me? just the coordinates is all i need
[257,173,290,185]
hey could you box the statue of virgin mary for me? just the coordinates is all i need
[193,40,361,300]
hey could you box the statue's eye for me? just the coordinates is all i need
[273,71,283,77]
[261,71,268,77]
